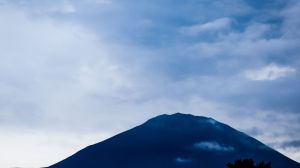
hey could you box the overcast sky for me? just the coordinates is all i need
[0,0,300,167]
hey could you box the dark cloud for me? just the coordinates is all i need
[281,140,300,148]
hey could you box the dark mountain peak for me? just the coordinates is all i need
[146,112,215,124]
[149,112,209,121]
[49,113,300,168]
[144,112,221,132]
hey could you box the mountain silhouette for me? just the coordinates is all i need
[49,113,300,168]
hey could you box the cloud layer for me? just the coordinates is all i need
[244,64,296,81]
[0,0,300,167]
[194,141,235,152]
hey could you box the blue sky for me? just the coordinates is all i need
[0,0,300,167]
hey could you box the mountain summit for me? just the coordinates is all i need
[49,113,300,168]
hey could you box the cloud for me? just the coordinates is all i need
[0,0,78,14]
[281,0,300,38]
[193,141,235,152]
[175,157,192,163]
[180,17,233,35]
[0,128,111,168]
[275,139,300,163]
[1,0,300,166]
[206,118,217,125]
[243,64,296,81]
[0,6,139,129]
[281,140,300,148]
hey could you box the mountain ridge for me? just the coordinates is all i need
[49,113,300,168]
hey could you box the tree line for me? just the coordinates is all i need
[227,159,271,168]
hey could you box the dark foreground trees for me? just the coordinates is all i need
[227,159,271,168]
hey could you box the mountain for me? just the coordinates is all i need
[49,113,300,168]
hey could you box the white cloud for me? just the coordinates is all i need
[187,22,296,59]
[0,128,111,168]
[0,7,140,167]
[181,17,232,35]
[0,5,136,121]
[175,157,192,163]
[244,64,296,81]
[194,141,234,152]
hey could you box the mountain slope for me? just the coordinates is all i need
[49,113,300,168]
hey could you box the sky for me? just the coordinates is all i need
[0,0,300,167]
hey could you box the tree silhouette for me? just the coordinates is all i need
[227,159,271,168]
